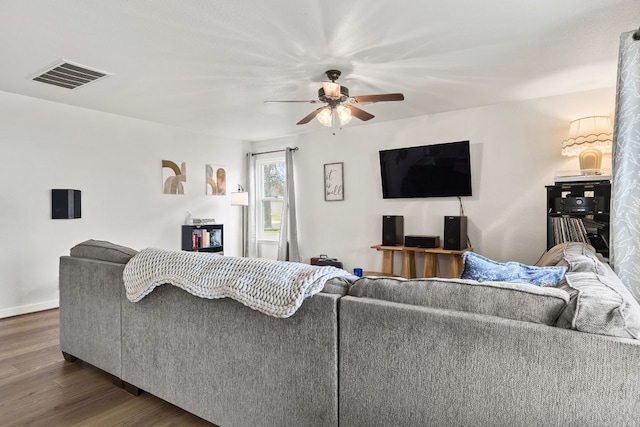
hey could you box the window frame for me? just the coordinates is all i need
[255,153,286,242]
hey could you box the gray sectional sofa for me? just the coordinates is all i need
[59,240,640,426]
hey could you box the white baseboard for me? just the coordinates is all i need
[0,300,59,319]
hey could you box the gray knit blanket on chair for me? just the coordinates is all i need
[122,248,352,318]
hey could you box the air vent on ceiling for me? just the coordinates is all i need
[32,60,111,90]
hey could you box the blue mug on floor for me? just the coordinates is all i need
[353,268,363,277]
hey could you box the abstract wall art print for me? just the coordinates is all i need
[206,164,226,195]
[162,160,187,194]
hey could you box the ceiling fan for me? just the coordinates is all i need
[265,69,404,127]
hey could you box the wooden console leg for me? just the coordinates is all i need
[423,254,438,278]
[402,251,416,279]
[61,351,77,362]
[450,254,464,278]
[381,249,394,275]
[123,382,141,396]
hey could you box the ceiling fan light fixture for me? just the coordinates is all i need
[316,107,333,127]
[267,69,404,127]
[322,82,341,99]
[336,105,352,125]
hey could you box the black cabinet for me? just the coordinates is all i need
[182,224,223,253]
[546,181,610,258]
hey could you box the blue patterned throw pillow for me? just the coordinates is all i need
[460,252,567,286]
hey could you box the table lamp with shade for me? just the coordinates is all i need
[561,116,613,175]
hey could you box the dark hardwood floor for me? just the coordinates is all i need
[0,309,215,426]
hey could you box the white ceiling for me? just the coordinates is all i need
[1,1,638,141]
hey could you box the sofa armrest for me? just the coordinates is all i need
[69,239,137,263]
[59,256,124,378]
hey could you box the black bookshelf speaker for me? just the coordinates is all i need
[382,215,404,246]
[444,215,467,250]
[52,189,81,219]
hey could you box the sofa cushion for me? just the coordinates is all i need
[562,244,608,274]
[348,277,570,326]
[555,266,640,339]
[534,242,576,267]
[70,239,138,264]
[460,251,567,286]
[535,242,605,273]
[535,242,640,339]
[321,276,355,295]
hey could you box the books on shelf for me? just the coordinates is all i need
[191,229,222,249]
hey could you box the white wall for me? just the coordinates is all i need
[0,91,247,318]
[0,87,616,317]
[251,87,616,276]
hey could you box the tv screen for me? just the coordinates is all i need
[379,140,472,199]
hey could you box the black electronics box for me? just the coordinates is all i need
[553,196,604,214]
[310,254,343,269]
[404,235,440,248]
[317,258,343,269]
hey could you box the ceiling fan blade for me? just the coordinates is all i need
[352,93,404,103]
[348,105,375,121]
[296,107,325,125]
[264,100,320,104]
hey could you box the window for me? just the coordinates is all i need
[256,155,286,241]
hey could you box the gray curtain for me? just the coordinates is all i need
[277,147,300,262]
[611,29,640,301]
[246,153,258,258]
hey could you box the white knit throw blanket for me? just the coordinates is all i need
[122,248,352,318]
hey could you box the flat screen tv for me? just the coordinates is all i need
[379,140,472,199]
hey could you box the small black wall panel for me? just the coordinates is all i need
[52,189,81,219]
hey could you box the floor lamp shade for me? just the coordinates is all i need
[230,191,249,206]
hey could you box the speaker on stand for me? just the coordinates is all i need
[382,215,404,246]
[443,215,467,250]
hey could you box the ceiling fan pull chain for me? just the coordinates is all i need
[332,107,338,130]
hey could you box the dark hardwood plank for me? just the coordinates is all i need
[0,309,216,426]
